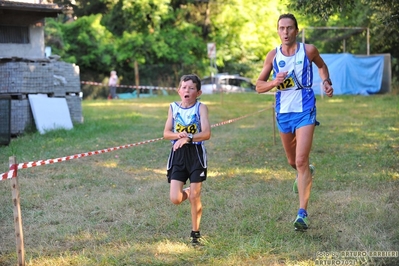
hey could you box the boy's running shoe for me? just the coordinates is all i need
[309,164,315,176]
[293,165,315,194]
[190,231,203,247]
[294,213,309,231]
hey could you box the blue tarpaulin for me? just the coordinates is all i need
[311,53,385,95]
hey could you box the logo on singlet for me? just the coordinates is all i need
[278,60,286,67]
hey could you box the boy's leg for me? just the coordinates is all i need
[170,180,188,205]
[189,182,202,232]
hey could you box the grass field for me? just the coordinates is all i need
[0,93,398,266]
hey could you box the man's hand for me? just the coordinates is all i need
[274,71,288,87]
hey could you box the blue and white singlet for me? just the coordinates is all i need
[273,42,316,113]
[167,100,207,170]
[170,101,203,145]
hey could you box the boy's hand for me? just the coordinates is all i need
[177,132,188,139]
[173,137,189,151]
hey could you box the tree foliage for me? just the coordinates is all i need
[47,0,284,88]
[288,0,399,56]
[45,0,398,97]
[288,0,399,83]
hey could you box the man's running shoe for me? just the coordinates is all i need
[294,212,309,231]
[293,164,315,193]
[293,174,298,194]
[190,231,203,247]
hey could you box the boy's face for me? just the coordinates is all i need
[178,80,201,102]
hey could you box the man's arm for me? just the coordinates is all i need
[306,44,334,97]
[256,49,288,93]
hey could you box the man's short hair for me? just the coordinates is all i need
[278,13,299,30]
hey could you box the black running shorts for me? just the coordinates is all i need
[167,144,207,184]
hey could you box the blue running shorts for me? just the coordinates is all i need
[276,108,319,134]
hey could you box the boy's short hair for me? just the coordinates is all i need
[180,74,201,91]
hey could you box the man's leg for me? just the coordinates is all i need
[280,124,315,230]
[279,132,297,169]
[295,124,315,210]
[290,124,315,230]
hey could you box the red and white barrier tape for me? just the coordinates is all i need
[211,108,267,128]
[81,81,177,91]
[1,138,163,180]
[1,107,270,181]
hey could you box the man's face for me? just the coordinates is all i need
[277,18,298,45]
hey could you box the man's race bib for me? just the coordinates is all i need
[276,71,298,91]
[277,77,295,91]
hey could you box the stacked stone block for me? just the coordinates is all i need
[0,62,53,94]
[10,98,33,135]
[0,60,82,135]
[53,61,81,97]
[0,95,11,145]
[66,95,83,123]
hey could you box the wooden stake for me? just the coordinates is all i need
[10,156,25,266]
[272,103,276,145]
[134,60,140,98]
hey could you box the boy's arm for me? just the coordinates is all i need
[195,104,211,142]
[163,106,180,140]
